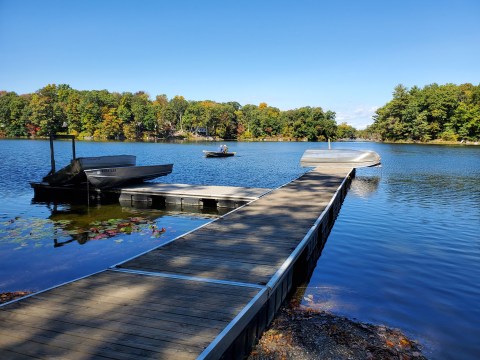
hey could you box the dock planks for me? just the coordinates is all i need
[2,167,354,359]
[119,183,270,201]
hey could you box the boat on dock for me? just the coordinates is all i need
[203,150,236,158]
[300,149,381,168]
[42,155,136,185]
[39,135,173,190]
[84,164,173,189]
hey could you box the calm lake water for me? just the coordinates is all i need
[0,139,479,359]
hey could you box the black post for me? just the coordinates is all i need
[49,134,55,174]
[72,136,76,160]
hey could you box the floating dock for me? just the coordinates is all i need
[117,183,271,209]
[3,167,354,359]
[31,182,270,210]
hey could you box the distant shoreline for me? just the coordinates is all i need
[0,135,478,146]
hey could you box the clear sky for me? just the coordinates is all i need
[1,0,479,129]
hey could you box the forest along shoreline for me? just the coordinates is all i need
[1,82,479,144]
[1,290,428,359]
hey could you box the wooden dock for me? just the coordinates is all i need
[3,167,354,359]
[117,183,271,209]
[31,182,270,209]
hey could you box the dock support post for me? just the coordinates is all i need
[71,136,76,160]
[49,134,55,174]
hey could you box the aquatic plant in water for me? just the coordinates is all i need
[1,215,166,249]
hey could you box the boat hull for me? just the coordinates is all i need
[203,151,235,158]
[84,164,173,189]
[300,149,381,168]
[43,155,136,185]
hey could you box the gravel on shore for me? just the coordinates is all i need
[0,291,30,304]
[248,304,427,360]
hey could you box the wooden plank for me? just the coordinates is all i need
[0,326,163,360]
[121,262,277,280]
[0,330,117,360]
[119,183,270,200]
[59,270,259,298]
[0,307,213,348]
[119,262,276,284]
[128,248,289,266]
[121,252,281,273]
[7,296,226,336]
[0,348,41,360]
[29,290,244,326]
[0,326,197,360]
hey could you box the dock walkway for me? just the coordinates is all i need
[1,167,354,360]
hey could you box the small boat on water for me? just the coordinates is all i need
[203,150,236,158]
[300,149,381,168]
[43,155,136,185]
[84,164,173,189]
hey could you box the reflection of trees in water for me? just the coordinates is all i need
[350,176,380,198]
[48,204,165,247]
[53,216,162,247]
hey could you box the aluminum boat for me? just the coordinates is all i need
[300,149,381,168]
[84,164,173,189]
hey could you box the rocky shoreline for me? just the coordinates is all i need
[249,304,427,360]
[0,291,31,304]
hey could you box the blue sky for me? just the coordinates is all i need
[1,0,479,129]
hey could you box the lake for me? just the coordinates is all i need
[0,139,479,359]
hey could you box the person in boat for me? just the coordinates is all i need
[217,144,228,153]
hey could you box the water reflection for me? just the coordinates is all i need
[385,173,480,211]
[26,196,229,249]
[50,212,163,247]
[2,203,168,249]
[349,176,380,198]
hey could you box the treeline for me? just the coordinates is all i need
[0,84,352,141]
[366,83,480,142]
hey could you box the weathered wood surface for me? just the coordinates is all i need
[119,183,271,201]
[2,167,353,359]
[118,168,351,286]
[0,272,261,360]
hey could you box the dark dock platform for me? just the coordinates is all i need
[3,167,354,359]
[31,182,270,209]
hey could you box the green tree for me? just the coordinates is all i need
[131,91,155,139]
[27,84,67,136]
[337,122,357,139]
[100,108,123,140]
[152,94,171,138]
[241,104,261,137]
[0,92,29,137]
[169,95,188,131]
[212,103,238,139]
[371,83,480,142]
